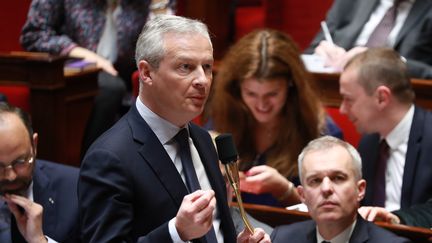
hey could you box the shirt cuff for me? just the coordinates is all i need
[168,217,188,243]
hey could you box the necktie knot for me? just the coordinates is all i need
[174,128,189,150]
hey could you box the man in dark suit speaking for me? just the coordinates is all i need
[0,102,79,243]
[78,15,270,243]
[271,136,409,242]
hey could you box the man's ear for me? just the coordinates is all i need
[297,185,306,204]
[138,60,154,86]
[357,179,366,202]
[375,86,391,109]
[33,133,38,156]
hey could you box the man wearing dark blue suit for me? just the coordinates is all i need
[78,15,270,243]
[0,102,79,243]
[307,0,432,79]
[271,136,409,242]
[339,48,432,212]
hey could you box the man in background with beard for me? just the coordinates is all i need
[0,102,79,243]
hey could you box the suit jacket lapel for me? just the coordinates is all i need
[189,123,236,242]
[128,106,188,207]
[349,217,369,243]
[395,0,432,47]
[338,0,379,48]
[32,162,56,235]
[401,106,423,208]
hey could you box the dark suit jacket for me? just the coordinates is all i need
[393,198,432,228]
[271,217,410,243]
[358,106,432,209]
[33,160,80,243]
[78,105,237,242]
[306,0,432,79]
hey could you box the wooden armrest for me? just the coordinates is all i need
[234,202,432,242]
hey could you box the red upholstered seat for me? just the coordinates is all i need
[326,106,361,147]
[0,84,30,112]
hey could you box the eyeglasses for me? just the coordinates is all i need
[0,153,34,176]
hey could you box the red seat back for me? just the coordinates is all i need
[0,84,30,112]
[326,106,361,147]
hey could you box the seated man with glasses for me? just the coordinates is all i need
[0,102,79,243]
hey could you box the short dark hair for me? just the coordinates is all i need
[0,102,34,146]
[344,48,415,104]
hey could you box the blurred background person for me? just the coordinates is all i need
[339,48,432,212]
[307,0,432,78]
[20,0,176,157]
[359,199,432,228]
[209,29,342,207]
[0,102,79,242]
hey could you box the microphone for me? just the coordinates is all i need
[215,133,254,234]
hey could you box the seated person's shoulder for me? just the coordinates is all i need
[36,159,79,179]
[359,220,411,243]
[271,220,315,241]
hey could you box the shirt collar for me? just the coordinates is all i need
[316,219,357,243]
[385,105,414,149]
[135,98,187,144]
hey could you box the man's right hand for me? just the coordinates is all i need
[314,40,346,69]
[358,206,401,224]
[4,194,48,243]
[175,190,216,241]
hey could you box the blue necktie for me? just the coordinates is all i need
[174,128,218,243]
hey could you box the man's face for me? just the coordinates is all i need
[298,145,365,227]
[0,113,35,195]
[339,67,380,134]
[139,32,213,126]
[240,78,288,125]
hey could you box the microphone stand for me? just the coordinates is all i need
[224,162,255,234]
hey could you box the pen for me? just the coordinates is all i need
[320,21,334,45]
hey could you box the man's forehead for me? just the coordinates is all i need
[302,146,353,173]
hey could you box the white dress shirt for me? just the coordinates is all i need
[135,98,223,243]
[384,105,414,211]
[316,220,357,243]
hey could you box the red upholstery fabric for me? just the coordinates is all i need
[131,70,140,98]
[326,106,361,147]
[0,84,30,112]
[235,7,265,40]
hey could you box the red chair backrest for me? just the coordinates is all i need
[326,106,361,147]
[0,84,30,112]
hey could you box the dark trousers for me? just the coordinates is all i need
[81,71,127,158]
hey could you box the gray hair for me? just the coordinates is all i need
[135,14,212,68]
[298,136,362,182]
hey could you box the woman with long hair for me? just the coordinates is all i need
[209,29,342,207]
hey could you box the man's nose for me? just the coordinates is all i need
[339,100,347,115]
[193,66,211,87]
[320,177,333,196]
[3,166,18,181]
